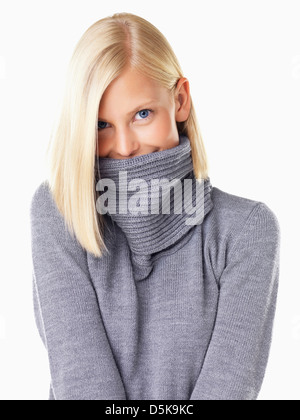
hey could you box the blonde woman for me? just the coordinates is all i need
[30,13,281,401]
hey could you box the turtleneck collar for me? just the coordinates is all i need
[95,134,214,280]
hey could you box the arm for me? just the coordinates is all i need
[190,202,281,400]
[30,182,127,400]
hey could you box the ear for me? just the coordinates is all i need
[174,78,191,122]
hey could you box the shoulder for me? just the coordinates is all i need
[203,185,280,282]
[205,185,280,242]
[203,185,281,273]
[29,180,70,242]
[29,180,84,256]
[30,180,62,221]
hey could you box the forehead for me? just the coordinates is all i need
[98,68,171,114]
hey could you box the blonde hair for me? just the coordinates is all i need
[46,12,209,258]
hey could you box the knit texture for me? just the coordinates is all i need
[95,135,213,280]
[30,135,281,400]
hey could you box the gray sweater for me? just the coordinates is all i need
[30,135,281,400]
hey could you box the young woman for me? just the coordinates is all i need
[30,12,281,400]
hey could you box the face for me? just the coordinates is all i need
[96,66,191,158]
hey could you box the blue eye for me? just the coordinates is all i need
[98,121,108,130]
[97,109,153,130]
[136,109,152,120]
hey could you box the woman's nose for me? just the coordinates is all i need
[113,130,140,158]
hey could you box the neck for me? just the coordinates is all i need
[95,134,214,280]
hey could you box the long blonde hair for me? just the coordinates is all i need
[46,12,209,258]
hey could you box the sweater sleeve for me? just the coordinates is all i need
[30,182,127,400]
[190,202,281,400]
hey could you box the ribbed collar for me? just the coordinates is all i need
[95,134,214,280]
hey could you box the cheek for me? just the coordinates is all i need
[146,112,174,140]
[96,135,111,157]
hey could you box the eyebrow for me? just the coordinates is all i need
[98,100,157,121]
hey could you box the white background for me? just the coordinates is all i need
[0,0,299,400]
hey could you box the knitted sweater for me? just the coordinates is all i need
[30,135,281,400]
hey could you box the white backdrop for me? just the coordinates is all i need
[0,0,299,400]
